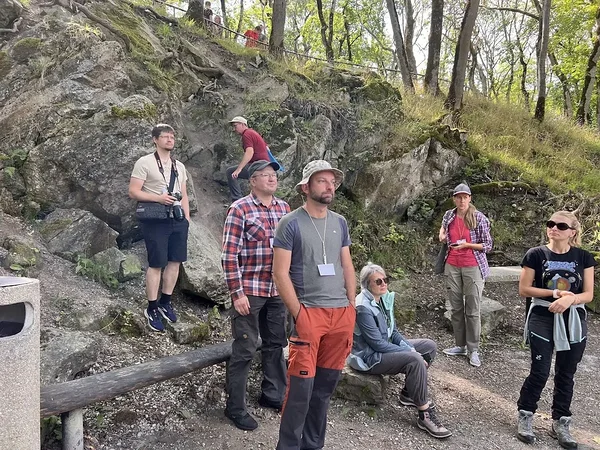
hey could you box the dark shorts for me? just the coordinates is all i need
[141,219,189,268]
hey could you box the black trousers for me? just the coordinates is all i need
[226,295,287,417]
[517,312,587,420]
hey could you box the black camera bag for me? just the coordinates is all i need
[135,158,177,223]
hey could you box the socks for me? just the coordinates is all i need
[148,300,158,310]
[159,293,172,305]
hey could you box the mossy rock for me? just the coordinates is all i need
[111,103,157,121]
[99,307,145,337]
[0,51,13,79]
[11,38,42,63]
[3,236,40,269]
[39,218,74,241]
[357,79,402,103]
[119,254,142,281]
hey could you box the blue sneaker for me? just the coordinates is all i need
[144,307,165,332]
[158,302,177,323]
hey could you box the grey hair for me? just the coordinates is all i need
[359,263,386,291]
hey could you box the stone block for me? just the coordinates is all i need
[0,277,40,450]
[40,330,100,384]
[165,313,210,345]
[334,365,387,405]
[486,266,521,283]
[443,296,506,336]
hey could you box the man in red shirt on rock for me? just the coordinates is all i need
[227,116,271,201]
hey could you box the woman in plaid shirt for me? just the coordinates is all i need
[438,183,492,368]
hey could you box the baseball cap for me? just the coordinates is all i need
[248,160,280,177]
[453,183,472,196]
[228,116,248,126]
[295,160,344,194]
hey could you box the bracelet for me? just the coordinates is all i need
[552,289,559,299]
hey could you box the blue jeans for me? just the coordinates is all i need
[517,310,587,419]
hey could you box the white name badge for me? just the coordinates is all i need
[457,239,466,245]
[318,263,336,276]
[270,238,274,248]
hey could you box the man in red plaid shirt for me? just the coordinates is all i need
[221,160,291,431]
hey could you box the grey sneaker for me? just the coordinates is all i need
[469,351,481,367]
[443,345,467,356]
[399,390,436,409]
[551,416,578,449]
[517,410,535,444]
[417,408,452,439]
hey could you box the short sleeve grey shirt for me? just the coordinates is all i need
[273,207,351,308]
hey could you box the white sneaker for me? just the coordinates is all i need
[443,345,467,356]
[469,351,481,367]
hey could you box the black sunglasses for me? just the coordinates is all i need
[546,220,573,231]
[374,277,389,286]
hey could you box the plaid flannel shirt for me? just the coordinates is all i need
[441,208,492,278]
[221,193,290,301]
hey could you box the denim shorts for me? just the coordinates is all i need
[141,219,189,268]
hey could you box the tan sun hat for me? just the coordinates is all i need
[295,160,344,194]
[228,116,248,126]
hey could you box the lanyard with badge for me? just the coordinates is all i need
[304,208,335,276]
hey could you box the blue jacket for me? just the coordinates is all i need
[348,289,414,371]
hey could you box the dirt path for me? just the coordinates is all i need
[80,279,600,450]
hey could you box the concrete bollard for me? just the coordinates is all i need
[0,277,40,450]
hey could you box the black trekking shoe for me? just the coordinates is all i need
[258,394,283,412]
[224,409,258,431]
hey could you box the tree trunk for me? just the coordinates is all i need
[519,48,530,110]
[328,0,336,58]
[385,0,414,91]
[186,0,204,25]
[533,0,550,121]
[316,0,334,61]
[236,0,244,35]
[597,79,600,131]
[468,42,478,94]
[424,0,444,95]
[343,9,352,61]
[269,0,286,55]
[548,52,573,118]
[445,0,480,110]
[220,0,228,29]
[404,0,417,78]
[576,6,600,125]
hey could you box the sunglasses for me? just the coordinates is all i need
[373,277,389,286]
[546,220,573,231]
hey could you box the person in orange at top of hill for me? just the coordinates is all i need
[244,25,262,47]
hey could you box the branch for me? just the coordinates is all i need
[481,6,539,21]
[121,0,179,25]
[0,16,22,33]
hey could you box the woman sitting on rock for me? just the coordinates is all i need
[438,183,492,367]
[516,211,596,448]
[348,263,451,439]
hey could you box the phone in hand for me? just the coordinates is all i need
[449,243,460,248]
[422,352,432,364]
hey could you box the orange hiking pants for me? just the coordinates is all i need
[277,305,355,450]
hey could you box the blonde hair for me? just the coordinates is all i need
[464,203,478,230]
[551,210,582,247]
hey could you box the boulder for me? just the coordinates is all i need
[443,296,506,336]
[348,137,464,215]
[40,331,100,385]
[179,220,230,305]
[389,277,414,326]
[92,247,142,282]
[334,365,387,405]
[40,208,118,262]
[2,235,41,270]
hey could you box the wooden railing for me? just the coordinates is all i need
[41,340,234,450]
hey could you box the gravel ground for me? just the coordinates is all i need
[38,271,599,450]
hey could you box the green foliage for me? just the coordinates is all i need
[41,416,62,445]
[75,256,119,289]
[156,23,174,39]
[66,21,103,40]
[3,166,15,178]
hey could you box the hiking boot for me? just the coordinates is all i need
[158,301,177,323]
[417,408,452,439]
[399,390,436,409]
[224,409,258,431]
[144,307,164,332]
[258,394,283,412]
[442,345,467,356]
[469,350,481,367]
[551,416,578,449]
[517,409,535,444]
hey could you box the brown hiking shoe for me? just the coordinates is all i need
[417,408,452,439]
